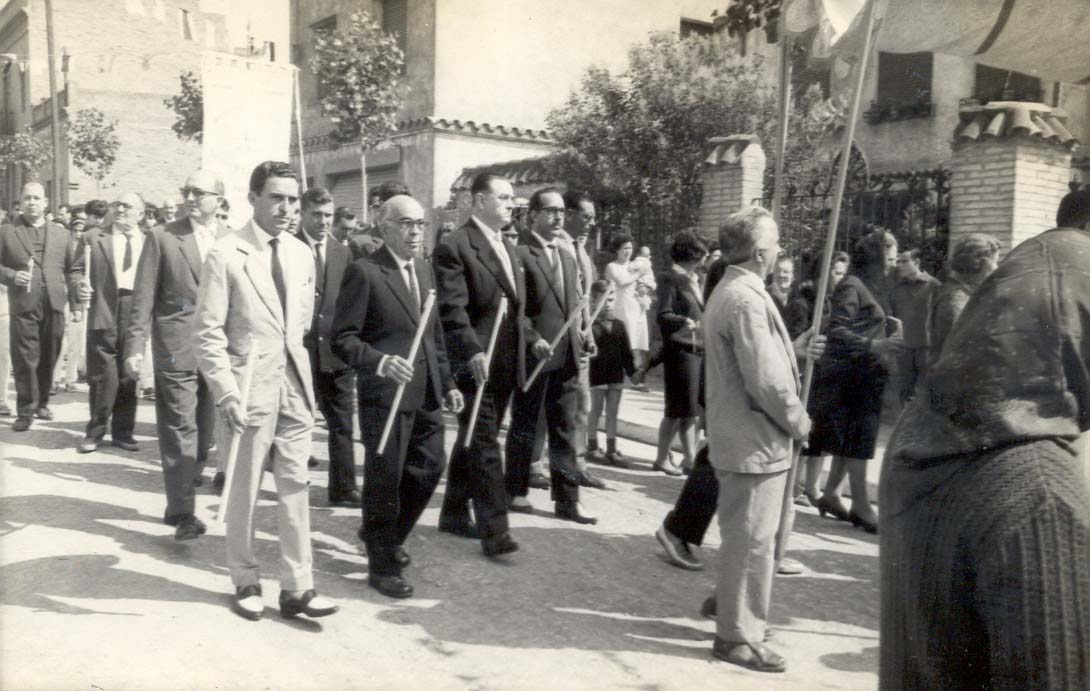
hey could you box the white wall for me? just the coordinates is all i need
[430,131,551,209]
[433,0,720,130]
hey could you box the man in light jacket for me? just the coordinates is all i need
[703,206,814,673]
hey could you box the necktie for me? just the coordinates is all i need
[313,240,325,293]
[122,232,133,271]
[547,243,563,288]
[493,233,514,286]
[406,260,421,313]
[269,237,287,317]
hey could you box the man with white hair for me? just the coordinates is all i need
[0,182,87,431]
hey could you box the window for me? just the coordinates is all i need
[865,52,933,123]
[680,18,714,39]
[311,16,337,100]
[974,64,1042,104]
[382,0,408,66]
[179,8,193,41]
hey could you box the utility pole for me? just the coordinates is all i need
[44,0,63,207]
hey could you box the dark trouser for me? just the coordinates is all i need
[307,347,357,498]
[85,294,137,441]
[898,346,928,403]
[505,368,580,505]
[664,444,718,545]
[360,405,446,577]
[10,289,64,417]
[154,368,216,519]
[440,377,513,544]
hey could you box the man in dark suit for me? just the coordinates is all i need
[333,194,463,599]
[124,170,227,540]
[295,187,359,507]
[0,182,87,431]
[433,173,524,557]
[79,192,148,453]
[504,187,597,524]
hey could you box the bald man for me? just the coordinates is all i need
[0,182,87,431]
[78,192,148,453]
[332,195,463,599]
[125,171,230,539]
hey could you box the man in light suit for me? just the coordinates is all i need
[434,173,524,557]
[332,194,463,599]
[195,161,337,621]
[125,170,227,540]
[504,187,596,524]
[294,186,359,507]
[703,206,815,673]
[78,192,147,454]
[0,182,87,431]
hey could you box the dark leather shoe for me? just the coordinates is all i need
[527,472,550,490]
[369,574,413,599]
[438,517,479,539]
[78,437,99,454]
[212,472,225,494]
[329,488,362,507]
[192,474,204,487]
[34,406,53,421]
[12,417,31,432]
[0,403,12,416]
[482,533,519,558]
[576,470,606,489]
[555,501,598,525]
[279,589,339,618]
[307,456,320,468]
[111,438,139,452]
[508,496,534,513]
[174,515,206,541]
[393,546,411,568]
[233,584,263,621]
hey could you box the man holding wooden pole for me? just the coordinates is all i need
[195,161,337,621]
[332,194,463,599]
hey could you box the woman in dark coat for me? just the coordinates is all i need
[810,230,903,532]
[651,231,708,475]
[879,191,1090,690]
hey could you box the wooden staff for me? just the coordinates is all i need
[82,242,91,305]
[462,296,508,448]
[774,0,880,564]
[377,289,436,455]
[522,295,589,392]
[25,258,33,293]
[214,347,260,526]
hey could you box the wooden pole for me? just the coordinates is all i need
[462,296,508,448]
[775,0,880,564]
[214,348,260,525]
[377,289,436,455]
[44,0,63,210]
[522,295,589,392]
[293,69,307,191]
[771,31,794,224]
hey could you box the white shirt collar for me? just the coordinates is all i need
[302,229,326,250]
[251,221,278,248]
[189,217,213,235]
[472,215,505,243]
[531,231,556,250]
[385,245,412,270]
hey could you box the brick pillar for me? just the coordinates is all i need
[699,135,767,245]
[951,103,1078,253]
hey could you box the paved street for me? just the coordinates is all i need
[1,385,879,691]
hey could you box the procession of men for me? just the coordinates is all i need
[1,160,1088,686]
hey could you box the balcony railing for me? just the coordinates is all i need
[31,86,68,128]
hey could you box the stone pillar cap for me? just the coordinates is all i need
[704,135,764,166]
[955,101,1077,148]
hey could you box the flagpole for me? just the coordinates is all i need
[775,0,880,564]
[771,31,794,224]
[293,68,307,191]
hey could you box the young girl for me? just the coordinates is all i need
[586,280,639,467]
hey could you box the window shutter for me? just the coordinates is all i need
[876,52,932,106]
[383,0,408,58]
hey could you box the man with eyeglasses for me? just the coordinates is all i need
[332,194,463,599]
[0,182,88,431]
[78,192,147,453]
[434,173,525,557]
[505,187,597,524]
[124,171,230,539]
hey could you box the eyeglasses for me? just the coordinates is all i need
[179,187,217,200]
[394,218,428,231]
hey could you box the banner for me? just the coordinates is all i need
[201,52,296,228]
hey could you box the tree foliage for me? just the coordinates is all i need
[163,70,203,144]
[545,31,843,218]
[0,128,52,180]
[310,10,406,148]
[717,0,782,37]
[66,107,121,189]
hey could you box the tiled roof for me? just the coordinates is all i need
[450,156,556,192]
[398,117,554,143]
[955,102,1078,148]
[703,135,763,166]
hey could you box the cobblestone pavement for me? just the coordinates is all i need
[0,388,879,691]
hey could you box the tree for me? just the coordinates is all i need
[66,107,121,193]
[716,0,782,38]
[0,128,52,181]
[546,31,843,235]
[310,10,406,221]
[163,70,203,143]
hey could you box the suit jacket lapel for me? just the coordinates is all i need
[239,223,284,328]
[176,224,202,283]
[11,222,35,260]
[530,243,564,307]
[376,247,418,323]
[759,286,800,386]
[467,222,517,300]
[96,228,117,282]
